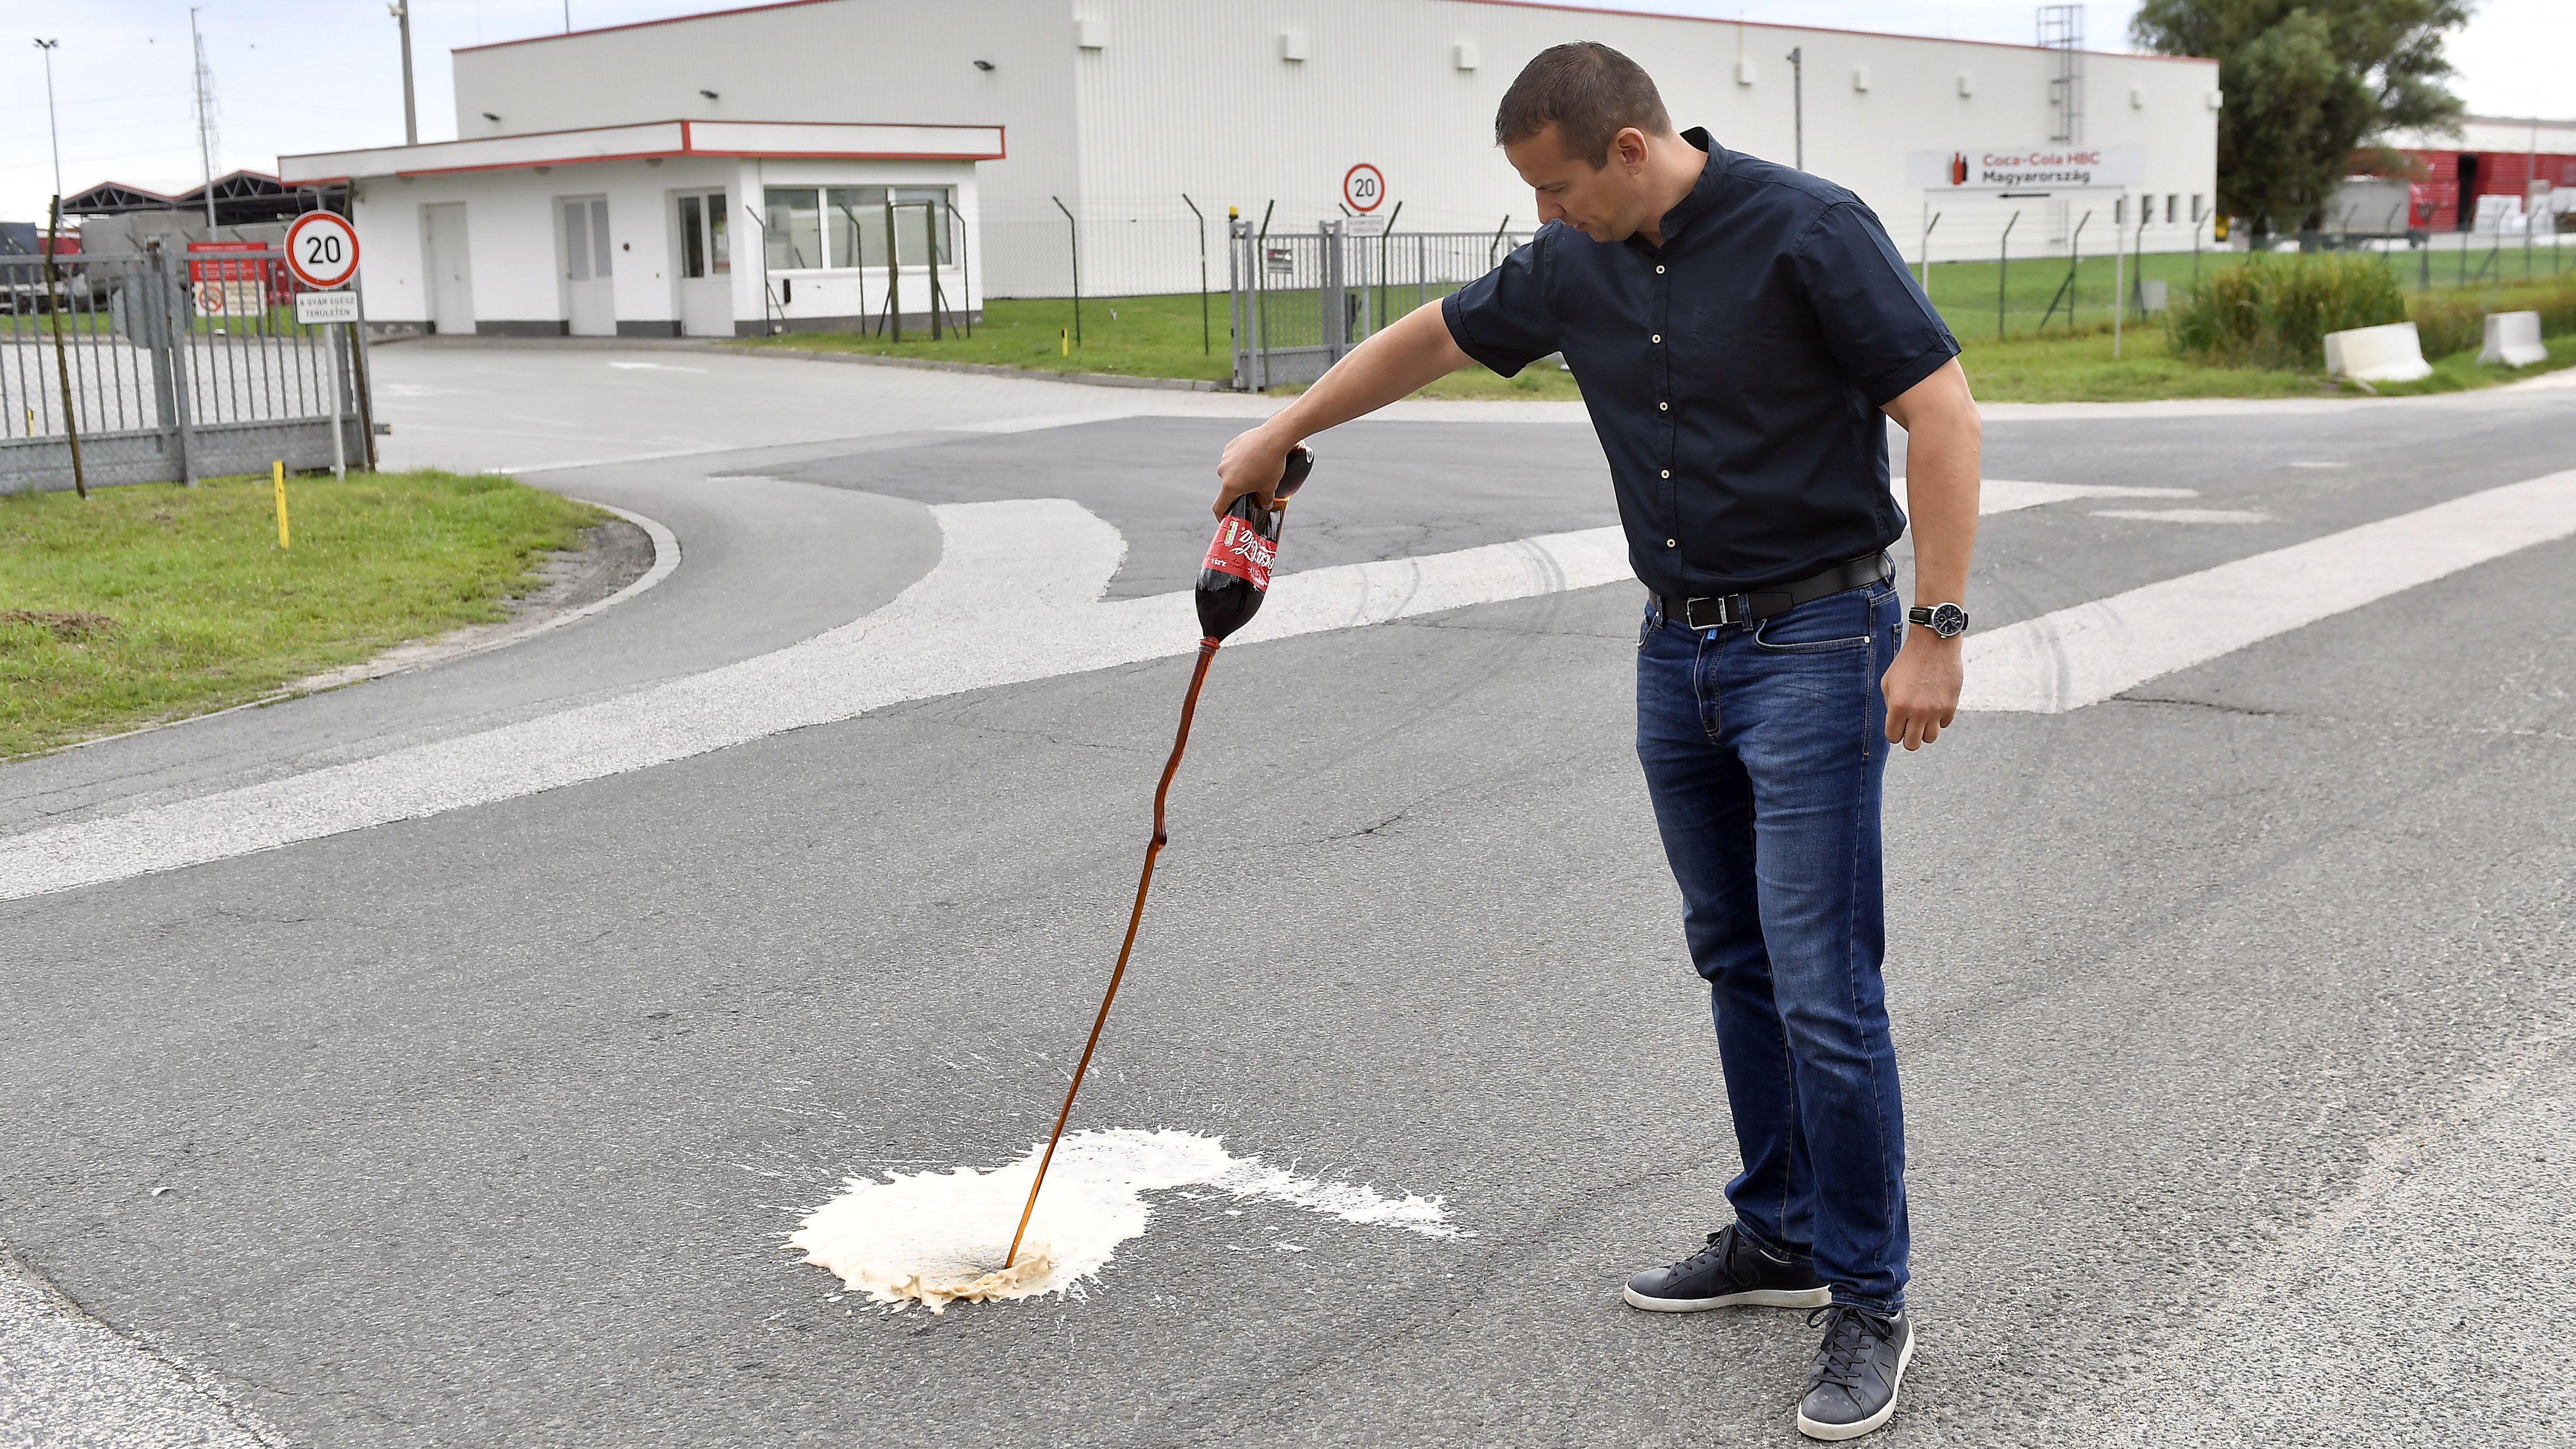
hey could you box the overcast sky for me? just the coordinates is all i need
[4,0,2563,224]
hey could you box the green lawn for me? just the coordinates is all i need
[727,239,2576,404]
[0,469,601,757]
[730,291,1234,382]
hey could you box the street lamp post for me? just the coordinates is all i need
[33,39,62,203]
[388,4,417,145]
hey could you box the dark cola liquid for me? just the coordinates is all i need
[1195,446,1312,641]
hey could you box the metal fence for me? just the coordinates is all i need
[1229,219,1530,390]
[2,242,371,493]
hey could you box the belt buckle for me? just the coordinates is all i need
[1683,596,1733,630]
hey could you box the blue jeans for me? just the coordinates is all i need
[1634,579,1909,1312]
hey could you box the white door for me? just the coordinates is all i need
[675,190,731,338]
[422,202,473,335]
[562,196,614,336]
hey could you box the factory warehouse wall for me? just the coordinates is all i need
[450,0,2219,297]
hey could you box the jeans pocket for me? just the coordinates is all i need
[1750,588,1873,652]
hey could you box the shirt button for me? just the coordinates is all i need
[1660,469,1671,478]
[1658,401,1668,410]
[1656,265,1666,274]
[1651,333,1662,343]
[1665,538,1677,548]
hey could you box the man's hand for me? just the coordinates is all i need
[1214,425,1300,518]
[1882,630,1962,750]
[1211,301,1474,516]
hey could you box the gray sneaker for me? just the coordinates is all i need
[1622,1224,1831,1311]
[1796,1303,1913,1441]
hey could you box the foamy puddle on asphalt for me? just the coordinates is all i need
[789,1128,1460,1311]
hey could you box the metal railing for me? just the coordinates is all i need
[1229,219,1531,390]
[2,242,371,493]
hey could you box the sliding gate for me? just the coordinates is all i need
[2,242,372,493]
[1229,218,1531,390]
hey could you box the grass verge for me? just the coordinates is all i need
[0,469,602,758]
[727,291,1233,382]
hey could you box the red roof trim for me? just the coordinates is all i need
[277,120,1004,184]
[451,0,2218,66]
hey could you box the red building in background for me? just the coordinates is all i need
[2377,116,2576,231]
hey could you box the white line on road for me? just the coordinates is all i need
[0,505,1630,903]
[2089,508,2273,524]
[15,473,2555,900]
[1896,477,2199,514]
[1964,469,2576,713]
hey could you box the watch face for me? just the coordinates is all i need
[1931,603,1968,637]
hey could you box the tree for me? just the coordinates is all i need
[2131,0,2471,234]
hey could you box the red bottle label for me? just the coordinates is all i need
[1202,514,1275,591]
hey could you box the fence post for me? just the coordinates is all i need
[41,197,85,498]
[947,199,973,339]
[1322,219,1345,366]
[922,202,944,341]
[1183,193,1209,356]
[350,265,379,471]
[1997,210,2018,339]
[882,196,903,343]
[157,241,198,486]
[1051,195,1081,347]
[1918,212,1941,294]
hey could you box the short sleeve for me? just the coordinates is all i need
[1790,202,1960,407]
[1440,232,1560,378]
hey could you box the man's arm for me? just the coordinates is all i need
[1878,358,1981,751]
[1213,301,1475,515]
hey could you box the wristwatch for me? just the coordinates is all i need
[1908,602,1969,639]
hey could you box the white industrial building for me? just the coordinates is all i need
[280,0,2219,337]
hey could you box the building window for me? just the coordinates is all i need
[2166,193,2178,223]
[678,191,728,277]
[805,186,956,268]
[763,187,824,271]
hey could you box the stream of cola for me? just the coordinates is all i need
[1004,447,1313,1270]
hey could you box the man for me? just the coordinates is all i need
[1213,41,1978,1442]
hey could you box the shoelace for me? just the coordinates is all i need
[1805,1304,1898,1392]
[1671,1227,1737,1277]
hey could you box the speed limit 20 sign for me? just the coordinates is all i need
[285,211,360,290]
[1342,162,1386,213]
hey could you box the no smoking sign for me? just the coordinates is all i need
[1342,163,1386,214]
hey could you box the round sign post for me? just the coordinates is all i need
[1342,163,1386,214]
[285,212,361,481]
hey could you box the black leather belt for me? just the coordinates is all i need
[1657,553,1893,631]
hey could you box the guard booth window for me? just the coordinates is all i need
[767,186,955,269]
[763,188,824,270]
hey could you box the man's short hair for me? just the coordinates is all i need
[1494,42,1674,167]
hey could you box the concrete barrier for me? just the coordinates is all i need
[2480,310,2547,367]
[2322,321,2433,383]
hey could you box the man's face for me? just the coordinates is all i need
[1504,123,1652,242]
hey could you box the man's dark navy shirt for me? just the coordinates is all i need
[1443,128,1959,597]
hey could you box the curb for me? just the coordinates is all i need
[385,333,1228,393]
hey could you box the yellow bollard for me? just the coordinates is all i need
[273,460,290,550]
[1061,327,1069,357]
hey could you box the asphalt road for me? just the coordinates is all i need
[3,348,2571,1448]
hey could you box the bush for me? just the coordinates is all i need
[2406,281,2576,360]
[2166,253,2409,370]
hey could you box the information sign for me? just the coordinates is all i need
[294,290,360,325]
[1906,146,2145,197]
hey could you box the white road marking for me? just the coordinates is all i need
[2286,460,2350,469]
[605,362,707,373]
[1964,469,2576,713]
[2090,508,2273,524]
[0,504,1629,901]
[1896,477,2198,514]
[19,472,2541,898]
